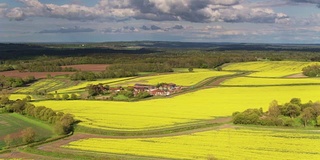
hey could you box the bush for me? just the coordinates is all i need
[232,108,263,125]
[21,127,36,144]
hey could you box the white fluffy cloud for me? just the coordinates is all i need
[2,0,288,24]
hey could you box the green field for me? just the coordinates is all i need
[0,113,54,148]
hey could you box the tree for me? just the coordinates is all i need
[290,98,302,106]
[70,93,77,100]
[4,134,13,147]
[301,107,315,127]
[55,114,75,135]
[283,103,301,118]
[317,116,320,126]
[188,67,194,72]
[21,127,36,144]
[55,94,61,100]
[0,96,9,106]
[46,94,54,100]
[268,100,280,117]
[62,94,69,100]
[24,95,32,102]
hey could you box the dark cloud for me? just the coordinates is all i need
[289,0,320,7]
[140,25,162,30]
[39,26,95,33]
[140,25,150,30]
[150,25,161,30]
[171,25,184,30]
[4,0,289,24]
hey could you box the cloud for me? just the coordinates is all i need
[0,3,7,18]
[104,26,139,33]
[140,25,162,30]
[289,0,320,7]
[171,25,184,30]
[140,25,150,30]
[39,26,95,33]
[150,25,162,30]
[3,0,289,24]
[202,25,223,31]
[140,24,186,31]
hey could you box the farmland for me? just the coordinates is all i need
[111,69,235,86]
[3,42,320,160]
[0,113,54,148]
[222,77,320,86]
[63,128,320,160]
[0,70,74,79]
[16,79,78,94]
[33,85,320,131]
[223,61,319,77]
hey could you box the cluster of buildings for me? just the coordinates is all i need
[133,83,182,96]
[107,83,182,97]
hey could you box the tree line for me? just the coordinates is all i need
[15,62,77,72]
[233,98,320,127]
[0,95,75,135]
[4,47,320,74]
[69,63,173,81]
[0,75,36,89]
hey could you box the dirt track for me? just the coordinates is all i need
[0,150,62,160]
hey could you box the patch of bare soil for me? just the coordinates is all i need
[0,70,74,79]
[0,131,22,140]
[62,64,110,72]
[286,73,307,78]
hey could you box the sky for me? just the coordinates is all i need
[0,0,320,43]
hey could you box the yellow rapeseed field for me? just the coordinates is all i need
[33,85,320,131]
[54,77,132,94]
[222,77,320,86]
[111,69,235,86]
[9,94,32,100]
[64,128,320,160]
[223,61,319,77]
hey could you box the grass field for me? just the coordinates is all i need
[0,113,54,148]
[111,69,235,86]
[222,77,320,86]
[33,85,320,131]
[223,61,319,77]
[64,128,320,160]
